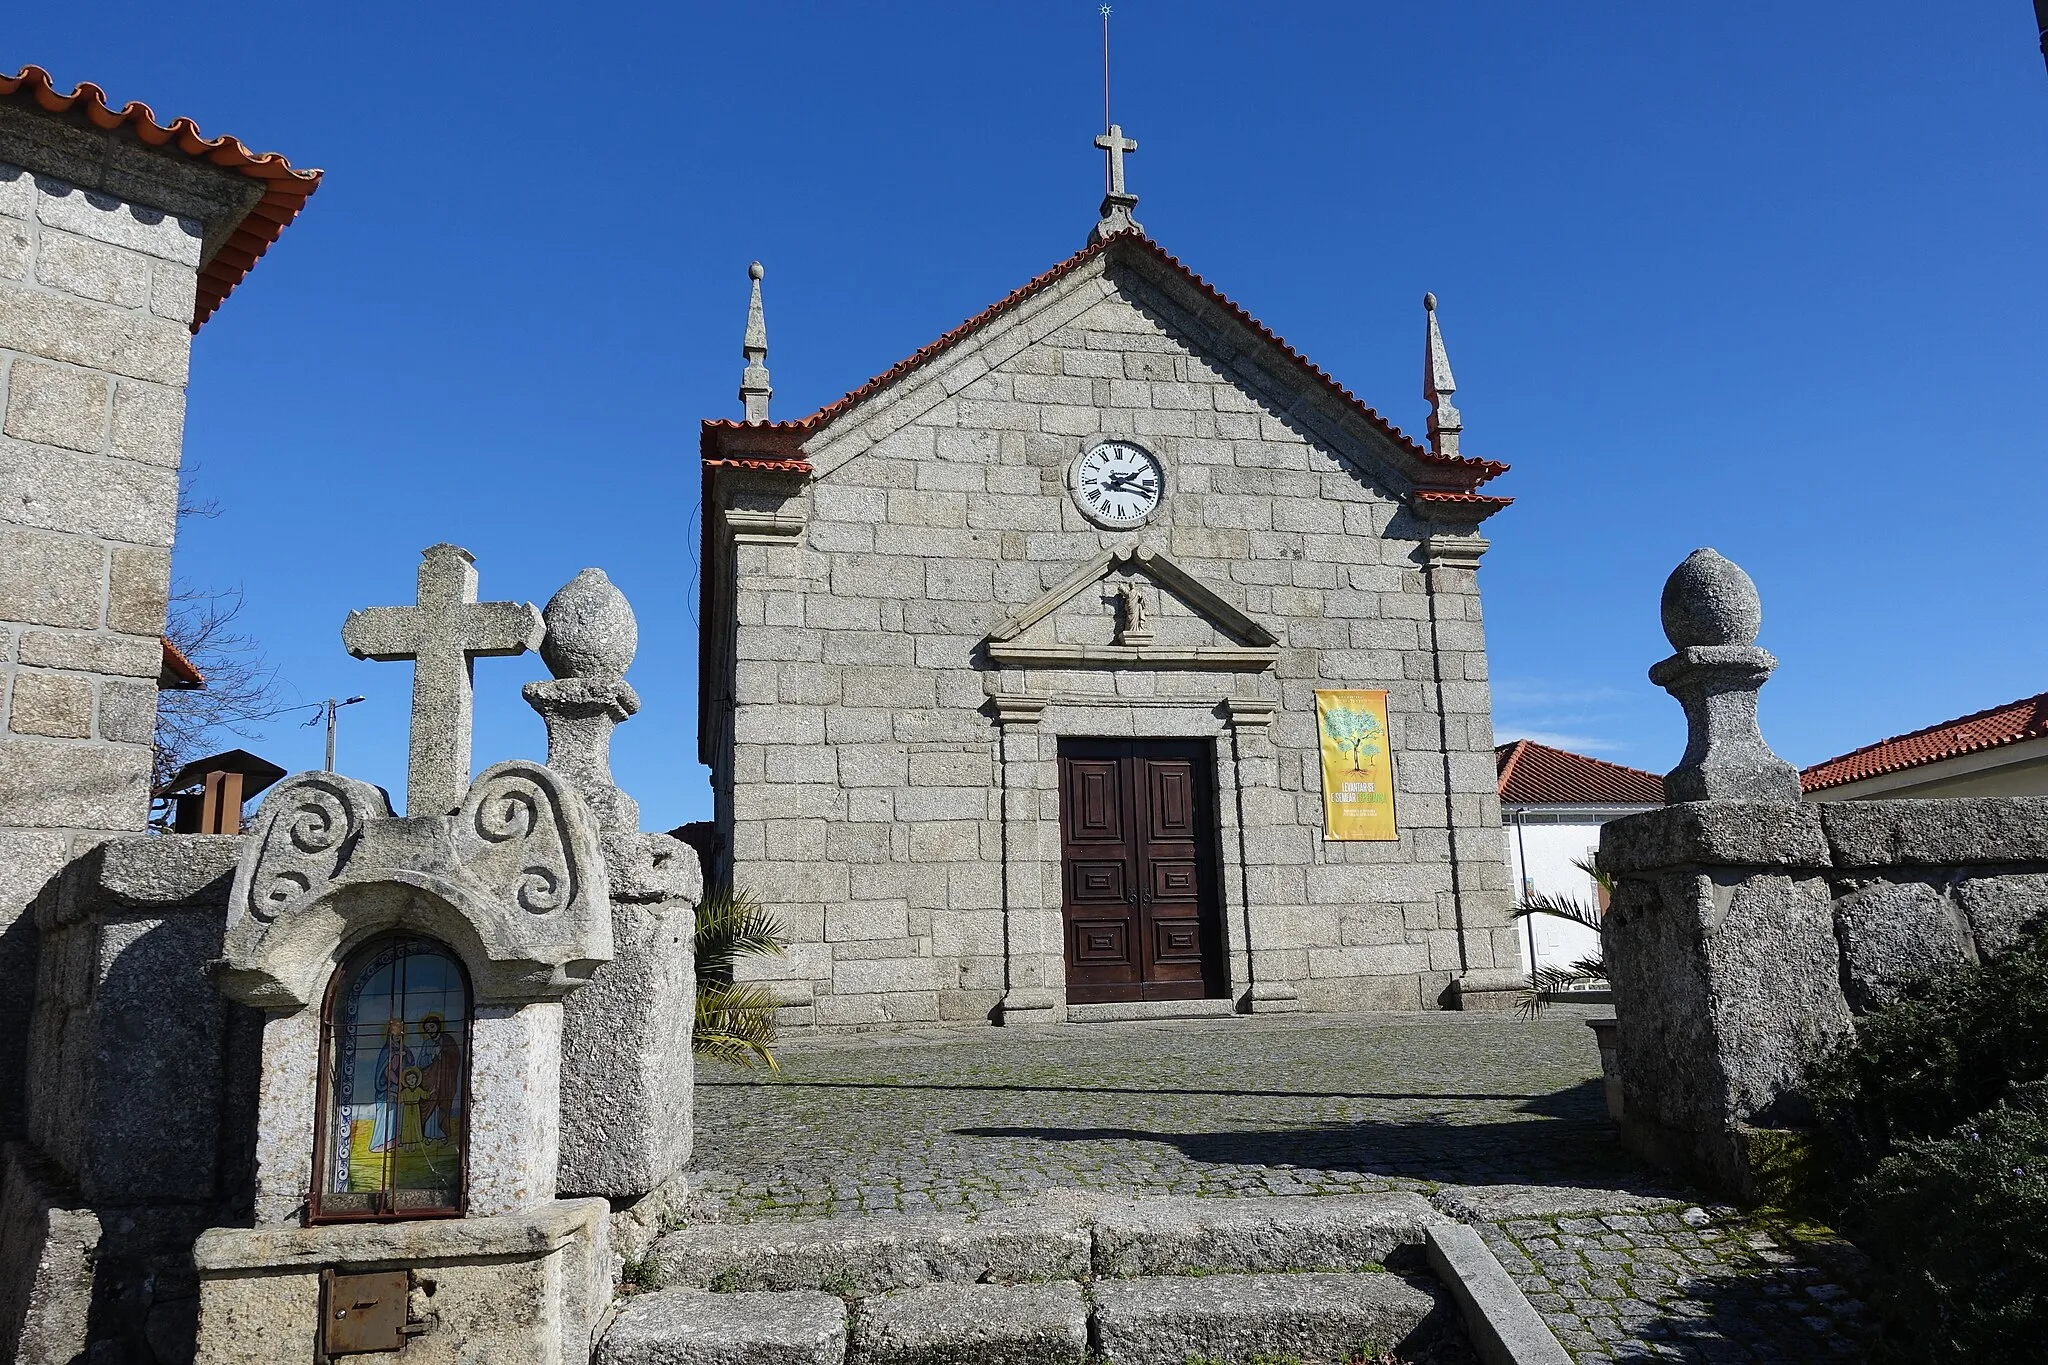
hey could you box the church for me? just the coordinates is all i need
[696,128,1520,1026]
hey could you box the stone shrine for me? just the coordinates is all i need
[698,130,1522,1026]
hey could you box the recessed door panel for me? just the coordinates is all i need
[1060,739,1224,1005]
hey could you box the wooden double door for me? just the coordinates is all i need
[1059,739,1226,1004]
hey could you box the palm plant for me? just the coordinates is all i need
[1513,855,1610,1019]
[693,886,789,1070]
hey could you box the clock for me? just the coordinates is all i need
[1069,441,1166,529]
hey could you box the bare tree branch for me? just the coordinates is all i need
[153,583,286,806]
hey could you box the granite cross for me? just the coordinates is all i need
[1095,123,1138,197]
[341,543,545,817]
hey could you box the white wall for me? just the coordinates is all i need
[1501,809,1645,977]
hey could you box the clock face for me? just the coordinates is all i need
[1070,441,1165,528]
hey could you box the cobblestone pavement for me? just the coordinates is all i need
[692,1010,1872,1363]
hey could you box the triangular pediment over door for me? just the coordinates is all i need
[984,547,1277,671]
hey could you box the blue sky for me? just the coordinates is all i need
[11,3,2047,827]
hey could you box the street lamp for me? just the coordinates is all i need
[323,696,367,772]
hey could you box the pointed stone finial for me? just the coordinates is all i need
[739,261,771,424]
[1649,549,1801,804]
[1089,124,1143,243]
[1423,292,1462,458]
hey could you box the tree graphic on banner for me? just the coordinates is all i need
[1325,705,1384,773]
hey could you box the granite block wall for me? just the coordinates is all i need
[707,252,1516,1025]
[1598,796,2048,1198]
[0,157,203,1140]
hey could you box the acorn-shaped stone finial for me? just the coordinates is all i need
[539,567,637,680]
[1660,548,1762,650]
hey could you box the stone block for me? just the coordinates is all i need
[0,528,101,629]
[1424,1223,1572,1365]
[1090,1272,1450,1365]
[851,1281,1087,1365]
[32,231,150,308]
[0,214,26,279]
[1091,1192,1440,1278]
[16,629,160,677]
[8,672,93,738]
[0,737,148,830]
[149,262,198,325]
[1833,878,1972,1011]
[72,834,241,912]
[0,440,176,543]
[3,361,110,454]
[558,886,697,1199]
[1598,801,1828,877]
[93,675,158,745]
[196,1199,611,1365]
[1819,796,2048,867]
[1956,872,2048,956]
[0,282,190,385]
[0,1145,100,1365]
[654,1194,1092,1294]
[599,1288,846,1365]
[107,379,185,468]
[35,182,203,265]
[105,545,171,634]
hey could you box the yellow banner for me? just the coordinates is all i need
[1316,690,1397,841]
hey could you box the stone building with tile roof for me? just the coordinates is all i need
[1495,740,1661,981]
[1800,688,2048,799]
[698,136,1519,1026]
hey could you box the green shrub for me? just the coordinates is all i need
[1803,918,2048,1361]
[1849,1083,2048,1360]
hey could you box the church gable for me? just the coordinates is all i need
[711,233,1507,517]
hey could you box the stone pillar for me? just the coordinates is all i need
[527,569,701,1228]
[1420,532,1521,1007]
[1226,698,1301,1012]
[994,690,1061,1023]
[1596,549,1844,1198]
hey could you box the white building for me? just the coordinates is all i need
[1495,740,1662,978]
[1802,689,2048,799]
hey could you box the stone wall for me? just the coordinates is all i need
[0,834,252,1365]
[708,251,1515,1026]
[0,148,219,1139]
[1597,796,2048,1199]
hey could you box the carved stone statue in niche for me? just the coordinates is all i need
[1115,581,1153,645]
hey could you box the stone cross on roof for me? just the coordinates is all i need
[341,543,545,817]
[1089,123,1143,243]
[1095,123,1137,197]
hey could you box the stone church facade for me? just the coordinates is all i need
[699,197,1519,1027]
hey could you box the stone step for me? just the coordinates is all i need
[1094,1191,1440,1277]
[652,1192,1093,1294]
[852,1281,1088,1365]
[1065,998,1237,1023]
[652,1190,1442,1295]
[598,1288,845,1365]
[1093,1272,1455,1365]
[600,1272,1455,1365]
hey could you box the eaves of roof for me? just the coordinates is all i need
[1,65,322,331]
[700,230,1508,495]
[1801,690,2048,793]
[159,635,204,689]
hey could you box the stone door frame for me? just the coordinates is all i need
[990,687,1297,1023]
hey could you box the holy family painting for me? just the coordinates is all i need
[323,936,469,1213]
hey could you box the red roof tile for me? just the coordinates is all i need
[1,65,321,331]
[1800,690,2048,793]
[701,231,1507,495]
[1496,740,1663,805]
[159,635,203,689]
